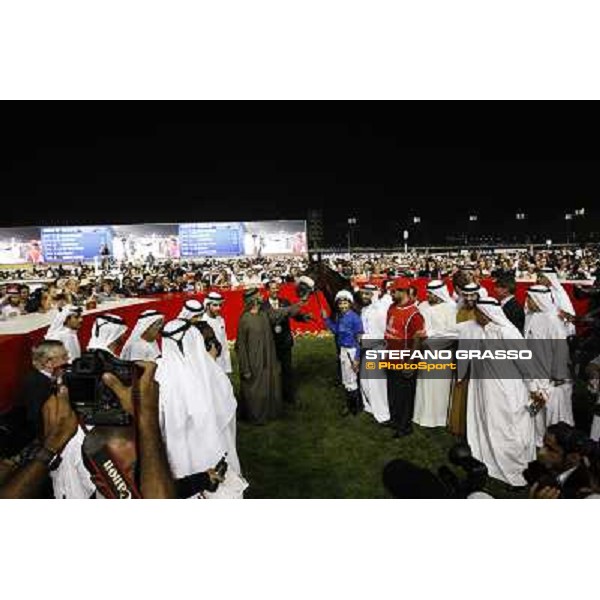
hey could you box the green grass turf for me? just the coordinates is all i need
[232,335,527,499]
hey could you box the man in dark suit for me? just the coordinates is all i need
[20,340,69,438]
[535,422,592,499]
[494,275,525,333]
[261,279,310,404]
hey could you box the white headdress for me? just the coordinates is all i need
[178,299,204,320]
[45,305,81,340]
[87,314,128,353]
[120,310,164,361]
[526,285,555,314]
[205,292,224,305]
[426,280,454,304]
[538,268,575,315]
[360,282,379,301]
[475,298,517,330]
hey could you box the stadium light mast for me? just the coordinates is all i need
[565,212,573,244]
[516,212,526,243]
[466,213,477,245]
[574,208,586,242]
[412,216,421,248]
[347,217,357,255]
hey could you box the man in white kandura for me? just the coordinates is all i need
[120,310,165,362]
[359,283,390,423]
[537,267,576,336]
[87,314,128,356]
[413,280,457,427]
[201,292,231,374]
[45,305,83,362]
[524,285,573,447]
[465,298,549,487]
[156,319,246,498]
[201,325,242,475]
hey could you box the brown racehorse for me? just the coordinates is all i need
[303,259,358,314]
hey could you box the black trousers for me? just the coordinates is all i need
[277,346,294,403]
[386,370,416,431]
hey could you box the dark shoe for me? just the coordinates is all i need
[340,406,351,417]
[393,425,413,438]
[380,420,393,428]
[347,390,363,415]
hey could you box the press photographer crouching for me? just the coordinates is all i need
[382,442,492,498]
[525,422,600,499]
[0,386,78,499]
[1,352,228,498]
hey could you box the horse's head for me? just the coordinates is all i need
[302,260,354,312]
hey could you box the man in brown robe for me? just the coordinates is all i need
[236,287,306,424]
[447,282,480,437]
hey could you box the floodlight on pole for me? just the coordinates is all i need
[347,217,357,254]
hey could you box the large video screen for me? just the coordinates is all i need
[111,224,179,261]
[179,221,307,257]
[41,226,113,262]
[242,220,307,256]
[0,227,43,264]
[0,220,307,264]
[179,222,243,257]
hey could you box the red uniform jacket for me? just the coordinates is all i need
[385,301,424,355]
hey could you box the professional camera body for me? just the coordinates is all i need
[437,443,489,498]
[383,442,489,498]
[63,349,141,426]
[523,460,559,490]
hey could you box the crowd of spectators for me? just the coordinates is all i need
[1,246,598,321]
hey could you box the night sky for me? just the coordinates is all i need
[1,105,598,247]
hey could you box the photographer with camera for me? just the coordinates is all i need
[93,361,177,498]
[382,442,491,498]
[62,351,229,499]
[1,386,78,499]
[586,354,600,441]
[527,422,591,499]
[44,353,179,499]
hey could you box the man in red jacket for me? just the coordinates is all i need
[385,278,425,438]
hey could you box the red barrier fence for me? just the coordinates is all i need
[0,280,590,414]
